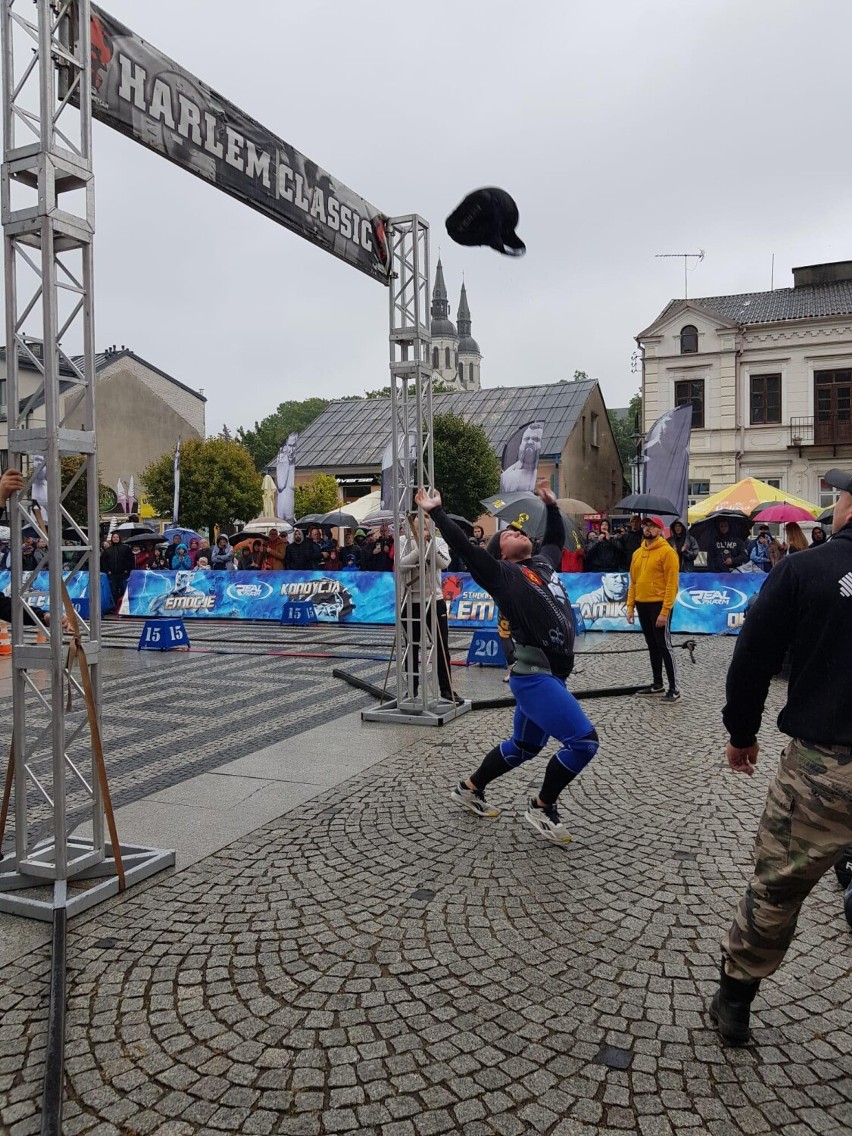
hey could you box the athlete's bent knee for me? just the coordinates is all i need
[556,728,599,773]
[500,738,543,767]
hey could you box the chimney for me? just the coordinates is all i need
[792,260,852,288]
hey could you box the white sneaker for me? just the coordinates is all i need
[450,781,500,818]
[524,798,572,844]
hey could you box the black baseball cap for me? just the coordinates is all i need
[445,187,526,257]
[823,468,852,494]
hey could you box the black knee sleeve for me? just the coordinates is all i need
[539,752,579,805]
[470,744,511,790]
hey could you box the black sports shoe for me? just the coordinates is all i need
[450,781,500,818]
[636,685,664,696]
[662,690,681,703]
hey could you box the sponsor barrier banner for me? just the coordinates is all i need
[88,6,390,284]
[121,570,764,634]
[0,572,114,617]
[119,570,394,623]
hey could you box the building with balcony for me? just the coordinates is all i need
[636,260,852,512]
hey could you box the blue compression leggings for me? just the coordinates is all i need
[503,672,598,774]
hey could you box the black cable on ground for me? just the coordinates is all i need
[40,903,66,1136]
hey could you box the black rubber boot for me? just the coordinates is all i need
[709,964,760,1047]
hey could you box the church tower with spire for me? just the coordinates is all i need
[429,260,482,391]
[430,258,459,387]
[456,281,482,391]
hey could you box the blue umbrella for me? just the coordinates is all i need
[162,526,202,545]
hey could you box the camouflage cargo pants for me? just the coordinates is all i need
[723,738,852,982]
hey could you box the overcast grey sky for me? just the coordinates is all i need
[12,0,852,434]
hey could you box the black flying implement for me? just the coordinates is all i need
[445,188,526,257]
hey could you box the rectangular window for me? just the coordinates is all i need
[0,378,6,412]
[590,412,599,447]
[687,480,710,497]
[750,374,781,424]
[814,368,852,444]
[764,478,781,489]
[820,477,841,508]
[675,379,705,428]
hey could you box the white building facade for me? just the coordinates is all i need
[636,260,852,512]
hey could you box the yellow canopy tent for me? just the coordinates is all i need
[687,478,820,523]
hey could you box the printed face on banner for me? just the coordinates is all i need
[87,6,389,284]
[500,422,544,494]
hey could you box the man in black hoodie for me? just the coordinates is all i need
[708,518,748,573]
[710,467,852,1047]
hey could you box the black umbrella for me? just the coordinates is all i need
[482,493,583,547]
[228,530,270,546]
[817,506,834,524]
[295,514,325,527]
[689,509,751,546]
[320,510,360,529]
[122,532,167,546]
[114,523,157,540]
[614,492,680,516]
[446,513,474,534]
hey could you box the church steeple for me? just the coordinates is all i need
[431,258,450,321]
[457,281,472,338]
[456,279,481,391]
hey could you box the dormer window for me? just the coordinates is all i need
[680,325,698,354]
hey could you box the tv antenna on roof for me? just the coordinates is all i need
[655,249,705,299]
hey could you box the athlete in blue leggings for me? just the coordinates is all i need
[416,483,599,844]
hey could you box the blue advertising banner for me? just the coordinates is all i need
[120,570,765,634]
[0,571,114,617]
[119,570,395,623]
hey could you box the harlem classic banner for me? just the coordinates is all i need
[87,6,390,284]
[120,570,766,634]
[0,572,114,618]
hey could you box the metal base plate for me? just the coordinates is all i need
[362,697,472,727]
[0,840,175,921]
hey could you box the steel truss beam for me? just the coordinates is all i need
[0,0,173,919]
[362,215,469,727]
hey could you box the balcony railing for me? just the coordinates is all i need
[789,416,852,447]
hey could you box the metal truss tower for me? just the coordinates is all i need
[362,215,469,726]
[0,0,172,920]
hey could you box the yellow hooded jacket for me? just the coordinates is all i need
[626,536,680,616]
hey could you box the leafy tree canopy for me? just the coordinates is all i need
[294,473,339,519]
[432,412,500,520]
[364,379,456,399]
[58,456,110,527]
[142,436,262,537]
[236,398,330,471]
[608,391,642,470]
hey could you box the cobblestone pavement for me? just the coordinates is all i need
[2,632,851,1136]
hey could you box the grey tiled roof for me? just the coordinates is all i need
[654,281,852,328]
[296,381,598,469]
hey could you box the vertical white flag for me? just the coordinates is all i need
[172,439,181,525]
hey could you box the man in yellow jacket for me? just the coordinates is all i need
[626,516,681,702]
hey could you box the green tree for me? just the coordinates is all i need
[235,398,330,471]
[141,436,262,536]
[293,473,339,519]
[59,456,110,526]
[364,379,456,399]
[432,412,501,519]
[608,391,642,470]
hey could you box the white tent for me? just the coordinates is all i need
[341,490,382,524]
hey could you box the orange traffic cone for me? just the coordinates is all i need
[36,625,48,644]
[0,622,11,657]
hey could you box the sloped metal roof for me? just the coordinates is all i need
[296,381,598,469]
[651,281,852,329]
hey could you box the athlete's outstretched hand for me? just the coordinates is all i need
[535,479,556,507]
[415,486,441,513]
